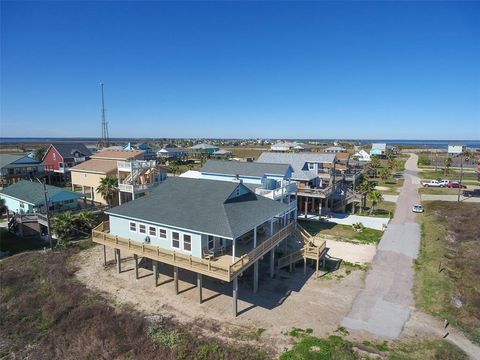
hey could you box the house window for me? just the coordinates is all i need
[129,222,136,232]
[308,163,315,170]
[159,228,167,239]
[53,153,56,160]
[183,234,192,252]
[172,232,180,249]
[149,226,156,237]
[139,224,146,234]
[208,235,214,250]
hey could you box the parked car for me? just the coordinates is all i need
[463,189,480,197]
[439,179,450,187]
[447,181,466,189]
[412,204,424,213]
[422,180,445,187]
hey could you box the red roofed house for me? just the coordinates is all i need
[43,143,92,183]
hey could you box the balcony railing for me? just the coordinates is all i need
[255,182,297,200]
[118,183,154,193]
[117,160,157,172]
[92,221,294,282]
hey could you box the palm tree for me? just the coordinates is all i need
[444,157,452,176]
[96,176,118,207]
[380,167,392,182]
[385,148,394,160]
[34,146,47,161]
[52,211,76,244]
[368,190,384,215]
[369,157,381,178]
[74,211,97,236]
[386,158,397,171]
[169,163,179,176]
[358,179,375,210]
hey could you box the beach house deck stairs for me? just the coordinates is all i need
[277,224,327,275]
[332,185,361,212]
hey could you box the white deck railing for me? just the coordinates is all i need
[255,182,297,200]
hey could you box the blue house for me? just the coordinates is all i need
[0,180,82,214]
[92,176,307,316]
[370,143,387,157]
[0,154,45,186]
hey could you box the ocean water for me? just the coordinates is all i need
[0,137,479,149]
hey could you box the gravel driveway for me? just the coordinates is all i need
[342,154,421,338]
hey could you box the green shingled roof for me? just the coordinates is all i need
[0,180,81,206]
[106,177,288,239]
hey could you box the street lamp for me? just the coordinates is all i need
[36,178,53,250]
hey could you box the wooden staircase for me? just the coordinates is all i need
[277,224,327,276]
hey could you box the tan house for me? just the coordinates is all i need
[71,149,145,205]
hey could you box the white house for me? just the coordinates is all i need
[447,145,466,155]
[353,149,371,162]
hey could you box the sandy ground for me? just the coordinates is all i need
[75,244,366,354]
[325,240,376,264]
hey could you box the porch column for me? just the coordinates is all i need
[232,277,238,317]
[270,249,275,278]
[253,226,257,248]
[173,266,179,294]
[134,254,139,280]
[253,261,259,294]
[304,197,308,218]
[152,260,159,286]
[103,245,107,266]
[318,199,323,217]
[197,273,203,304]
[270,218,274,236]
[71,183,75,191]
[115,249,121,273]
[311,197,315,214]
[232,238,236,263]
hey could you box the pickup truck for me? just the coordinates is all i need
[422,180,448,187]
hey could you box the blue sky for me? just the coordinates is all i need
[1,1,479,139]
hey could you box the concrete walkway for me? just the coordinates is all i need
[342,154,421,338]
[303,213,390,231]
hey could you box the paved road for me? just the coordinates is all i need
[421,194,480,203]
[342,154,421,338]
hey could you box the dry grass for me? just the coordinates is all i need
[0,247,269,360]
[415,201,480,344]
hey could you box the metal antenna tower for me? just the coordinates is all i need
[99,82,110,148]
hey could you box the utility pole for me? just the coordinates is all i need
[457,154,464,202]
[37,178,53,250]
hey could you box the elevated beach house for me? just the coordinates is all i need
[70,149,145,205]
[42,143,92,182]
[92,176,308,316]
[256,152,362,217]
[1,180,82,236]
[0,154,45,186]
[189,143,220,157]
[369,143,387,157]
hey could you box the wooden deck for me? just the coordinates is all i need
[92,221,295,282]
[276,225,327,275]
